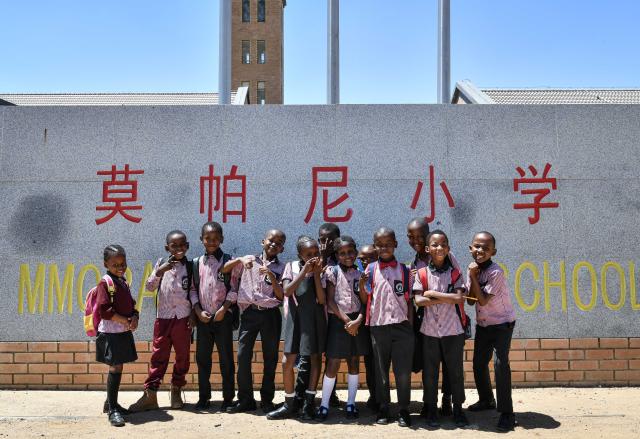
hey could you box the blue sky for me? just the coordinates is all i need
[1,0,639,104]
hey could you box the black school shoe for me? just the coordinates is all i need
[345,404,359,420]
[497,412,516,432]
[376,408,390,425]
[227,399,257,413]
[299,393,316,421]
[315,406,329,422]
[220,399,235,412]
[195,399,210,410]
[467,399,497,411]
[267,397,298,420]
[260,401,276,414]
[424,404,440,428]
[453,404,469,428]
[397,410,411,427]
[103,400,130,415]
[108,410,125,427]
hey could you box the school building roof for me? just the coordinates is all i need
[452,80,640,104]
[0,91,246,106]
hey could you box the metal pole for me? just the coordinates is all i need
[437,0,451,104]
[327,0,339,104]
[219,0,232,105]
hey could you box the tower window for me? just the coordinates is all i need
[242,0,250,22]
[242,40,250,64]
[258,0,265,22]
[257,40,266,64]
[257,81,266,104]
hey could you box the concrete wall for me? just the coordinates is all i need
[1,104,639,342]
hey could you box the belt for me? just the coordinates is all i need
[249,304,275,311]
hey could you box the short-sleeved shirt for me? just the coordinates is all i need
[197,251,237,314]
[366,260,413,327]
[234,254,285,310]
[413,262,465,338]
[146,258,198,319]
[326,265,362,315]
[97,273,138,333]
[465,261,516,327]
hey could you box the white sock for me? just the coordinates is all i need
[305,390,317,395]
[320,375,336,409]
[285,392,295,398]
[347,374,359,405]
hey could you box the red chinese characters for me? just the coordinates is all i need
[513,163,559,224]
[410,164,455,223]
[95,164,144,225]
[304,166,353,223]
[200,165,247,223]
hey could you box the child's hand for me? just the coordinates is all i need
[199,310,212,323]
[360,271,370,282]
[259,266,275,279]
[313,259,324,275]
[214,308,226,322]
[242,256,255,269]
[468,262,480,278]
[302,257,318,275]
[345,319,361,336]
[157,257,179,275]
[129,315,139,332]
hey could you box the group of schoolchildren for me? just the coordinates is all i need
[94,219,517,432]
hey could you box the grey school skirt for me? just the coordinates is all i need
[95,331,138,366]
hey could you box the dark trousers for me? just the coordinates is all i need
[473,322,515,413]
[236,307,282,404]
[423,334,465,405]
[364,353,376,402]
[370,322,414,411]
[196,313,235,402]
[145,317,191,390]
[422,350,452,403]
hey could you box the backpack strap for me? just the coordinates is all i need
[103,274,115,303]
[222,253,232,293]
[451,268,468,327]
[401,264,411,302]
[192,256,201,293]
[416,267,428,320]
[364,262,378,325]
[155,258,165,308]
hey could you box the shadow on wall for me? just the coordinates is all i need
[9,194,71,253]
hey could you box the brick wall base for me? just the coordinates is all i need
[1,338,639,390]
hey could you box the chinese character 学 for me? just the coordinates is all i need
[95,164,144,225]
[200,164,247,223]
[410,164,455,223]
[304,166,353,223]
[513,163,559,224]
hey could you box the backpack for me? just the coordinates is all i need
[192,253,240,330]
[363,261,411,326]
[416,266,471,339]
[84,275,115,337]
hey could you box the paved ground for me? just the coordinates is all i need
[0,388,638,438]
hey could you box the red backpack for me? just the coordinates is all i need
[417,266,471,339]
[83,275,115,337]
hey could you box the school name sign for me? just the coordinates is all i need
[1,104,639,341]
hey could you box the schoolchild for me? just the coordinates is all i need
[224,229,287,414]
[413,230,468,428]
[130,231,197,412]
[267,236,326,421]
[192,222,237,410]
[95,245,139,427]
[316,236,369,421]
[359,227,414,427]
[357,244,378,410]
[465,232,517,432]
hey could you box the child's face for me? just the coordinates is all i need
[262,230,285,259]
[373,233,397,261]
[407,225,427,255]
[427,234,449,265]
[165,234,189,260]
[469,233,496,264]
[200,228,223,254]
[318,229,339,258]
[298,242,320,262]
[336,243,357,268]
[104,254,127,278]
[357,246,378,267]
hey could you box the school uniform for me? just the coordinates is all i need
[366,259,414,413]
[95,273,138,366]
[465,260,516,413]
[413,259,466,407]
[281,261,327,356]
[412,252,461,403]
[233,254,285,406]
[325,265,370,359]
[195,248,237,404]
[143,259,198,390]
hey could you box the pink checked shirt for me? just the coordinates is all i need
[146,258,198,320]
[413,264,465,338]
[197,253,238,314]
[465,262,516,327]
[234,254,285,311]
[326,265,362,315]
[367,261,413,327]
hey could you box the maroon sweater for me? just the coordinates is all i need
[97,273,138,320]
